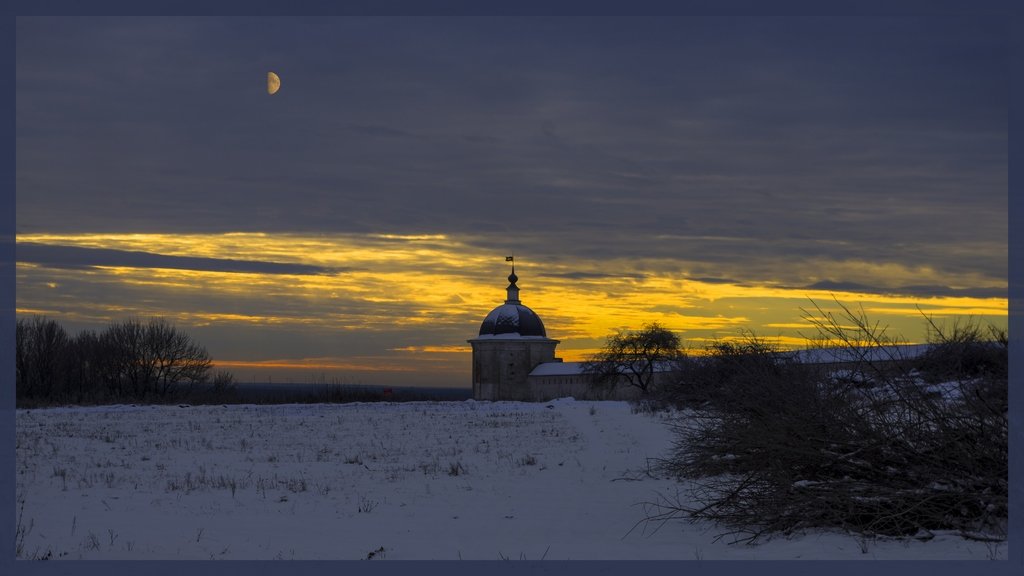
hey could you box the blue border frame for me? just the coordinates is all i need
[3,1,1018,575]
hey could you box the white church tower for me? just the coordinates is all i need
[468,259,560,400]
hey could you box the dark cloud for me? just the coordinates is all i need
[803,280,875,293]
[687,277,738,285]
[16,243,337,275]
[345,124,418,139]
[538,271,646,281]
[15,16,1007,292]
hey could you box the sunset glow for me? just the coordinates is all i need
[15,232,1006,386]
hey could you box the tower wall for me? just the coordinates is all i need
[469,339,559,400]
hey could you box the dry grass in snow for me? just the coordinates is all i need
[15,399,1006,560]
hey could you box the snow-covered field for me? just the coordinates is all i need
[15,399,1006,560]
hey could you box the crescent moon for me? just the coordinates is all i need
[267,72,281,95]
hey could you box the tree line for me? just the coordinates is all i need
[16,316,232,406]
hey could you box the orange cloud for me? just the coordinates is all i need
[16,232,1007,381]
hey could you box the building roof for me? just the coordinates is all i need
[529,360,678,377]
[529,362,586,377]
[472,332,553,341]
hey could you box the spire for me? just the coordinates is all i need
[505,256,520,304]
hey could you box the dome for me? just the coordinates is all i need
[478,303,547,337]
[476,261,548,337]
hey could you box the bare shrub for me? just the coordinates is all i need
[357,497,378,513]
[646,300,1007,543]
[15,500,33,558]
[916,315,1007,385]
[517,454,537,467]
[660,333,810,410]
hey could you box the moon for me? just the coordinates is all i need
[267,72,281,95]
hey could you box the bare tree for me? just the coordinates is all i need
[16,316,223,405]
[101,318,148,398]
[15,319,28,396]
[143,317,212,396]
[583,322,683,394]
[94,317,213,399]
[15,317,71,400]
[62,329,112,403]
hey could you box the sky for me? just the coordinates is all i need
[15,16,1008,387]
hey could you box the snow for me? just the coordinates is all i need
[15,401,1006,560]
[529,362,585,376]
[789,344,931,365]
